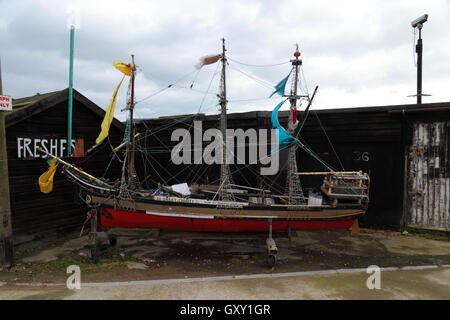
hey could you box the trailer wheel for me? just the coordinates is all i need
[268,254,277,268]
[89,247,98,264]
[109,236,117,247]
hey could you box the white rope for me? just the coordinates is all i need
[228,57,290,67]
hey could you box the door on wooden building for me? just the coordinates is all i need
[408,122,450,230]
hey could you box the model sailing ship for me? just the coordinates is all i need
[40,40,370,265]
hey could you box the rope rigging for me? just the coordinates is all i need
[132,59,286,119]
[89,50,355,198]
[135,69,198,104]
[227,63,275,90]
[228,57,290,68]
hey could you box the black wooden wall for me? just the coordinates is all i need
[285,107,403,227]
[136,102,450,229]
[8,93,447,240]
[6,91,124,241]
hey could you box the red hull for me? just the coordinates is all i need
[100,208,355,232]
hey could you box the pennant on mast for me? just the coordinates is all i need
[270,99,299,151]
[88,60,133,153]
[113,61,135,76]
[88,76,124,153]
[270,72,291,98]
[195,54,221,69]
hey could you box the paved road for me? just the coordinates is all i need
[1,265,449,300]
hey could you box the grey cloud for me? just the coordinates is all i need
[1,0,449,120]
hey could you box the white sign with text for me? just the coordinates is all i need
[17,137,76,159]
[0,95,12,111]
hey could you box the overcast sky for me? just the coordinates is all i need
[1,0,449,120]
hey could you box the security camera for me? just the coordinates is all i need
[411,14,428,28]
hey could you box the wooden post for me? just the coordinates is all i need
[0,57,14,269]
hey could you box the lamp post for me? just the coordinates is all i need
[411,14,428,105]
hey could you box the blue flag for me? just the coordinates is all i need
[270,99,299,153]
[269,73,291,98]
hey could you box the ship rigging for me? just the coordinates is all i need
[38,39,370,266]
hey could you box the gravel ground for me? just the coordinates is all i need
[0,227,449,300]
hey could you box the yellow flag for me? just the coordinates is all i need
[88,76,124,152]
[113,61,134,76]
[38,159,58,193]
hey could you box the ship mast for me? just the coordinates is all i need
[120,55,137,197]
[128,54,137,187]
[285,45,305,204]
[218,38,234,201]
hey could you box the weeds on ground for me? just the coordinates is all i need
[15,249,146,275]
[414,233,450,243]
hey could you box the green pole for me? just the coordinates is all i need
[0,57,14,269]
[67,25,75,156]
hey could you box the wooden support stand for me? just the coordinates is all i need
[266,218,278,267]
[351,219,360,236]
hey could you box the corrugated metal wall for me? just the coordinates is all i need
[408,122,450,229]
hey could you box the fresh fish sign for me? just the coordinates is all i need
[0,95,12,111]
[16,137,85,159]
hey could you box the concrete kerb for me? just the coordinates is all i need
[0,264,447,289]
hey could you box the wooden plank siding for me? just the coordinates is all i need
[408,122,450,230]
[136,102,450,229]
[6,90,450,241]
[5,89,124,241]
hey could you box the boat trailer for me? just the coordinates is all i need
[83,209,281,267]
